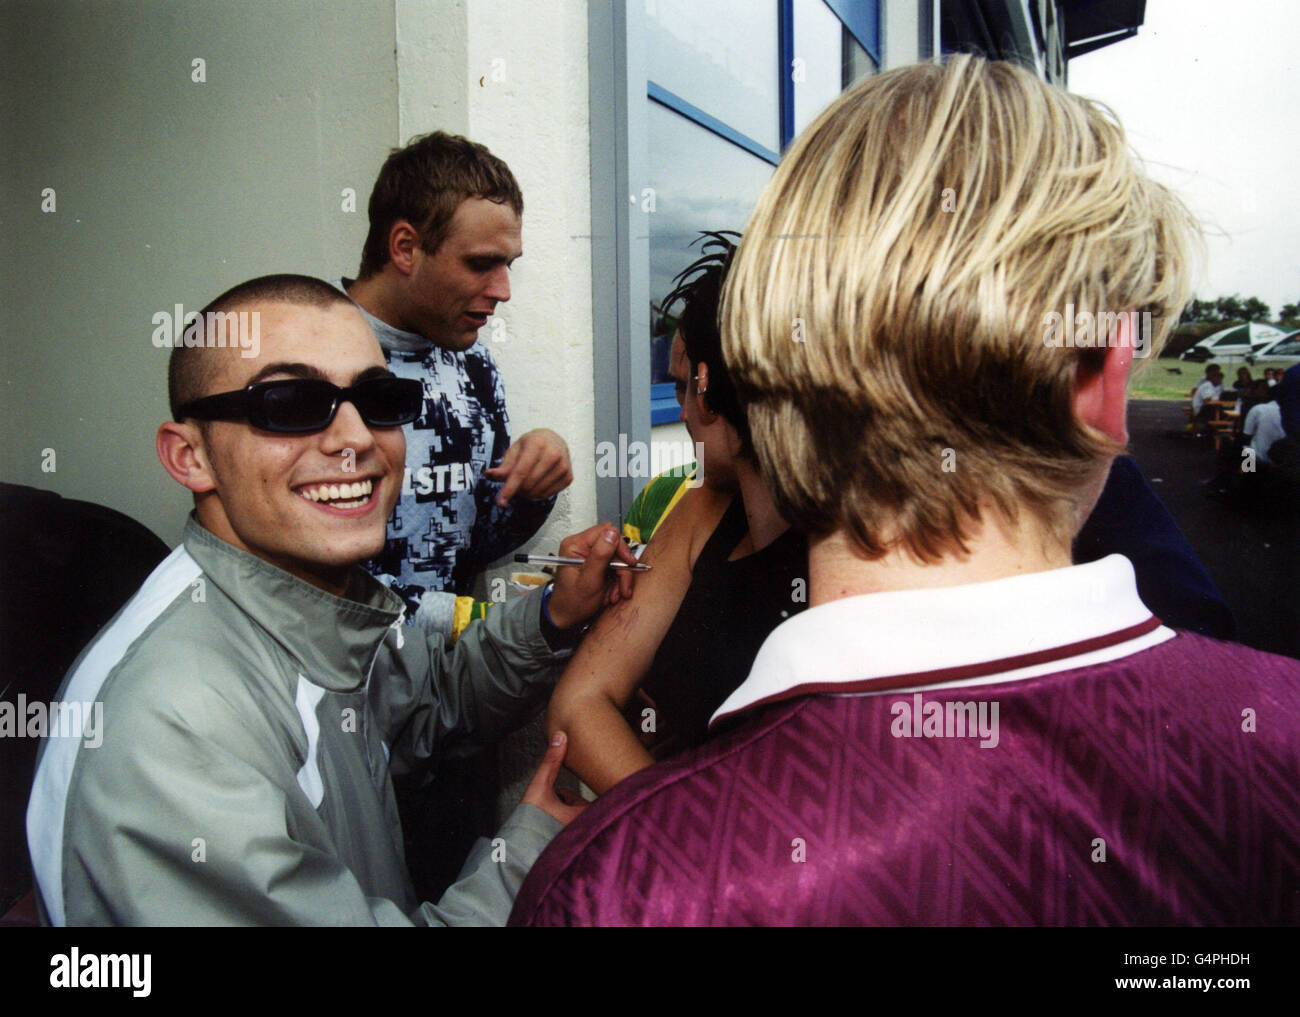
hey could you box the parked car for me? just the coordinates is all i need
[1247,329,1300,364]
[1180,322,1288,362]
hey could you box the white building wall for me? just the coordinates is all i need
[391,0,595,812]
[465,0,597,578]
[883,0,926,68]
[396,0,470,137]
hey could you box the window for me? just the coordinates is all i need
[587,1,884,518]
[646,0,781,152]
[644,0,880,424]
[646,102,774,387]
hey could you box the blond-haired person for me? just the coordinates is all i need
[511,56,1300,926]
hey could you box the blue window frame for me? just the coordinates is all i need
[646,1,879,166]
[647,82,781,167]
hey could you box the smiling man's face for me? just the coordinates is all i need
[404,196,522,351]
[190,300,405,594]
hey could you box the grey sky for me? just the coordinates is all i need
[1067,0,1300,315]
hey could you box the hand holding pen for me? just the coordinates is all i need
[538,524,641,628]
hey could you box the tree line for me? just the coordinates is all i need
[1179,295,1300,326]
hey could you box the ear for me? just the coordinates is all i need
[157,421,218,493]
[1073,314,1134,444]
[387,220,421,277]
[694,362,718,423]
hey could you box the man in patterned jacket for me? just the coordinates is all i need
[337,131,571,621]
[511,56,1300,926]
[337,133,574,896]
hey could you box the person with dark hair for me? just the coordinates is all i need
[546,232,802,794]
[1279,363,1300,437]
[335,133,574,900]
[1266,363,1300,475]
[27,275,635,925]
[335,131,572,622]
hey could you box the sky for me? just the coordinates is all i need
[1067,0,1300,316]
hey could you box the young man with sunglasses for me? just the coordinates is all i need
[27,275,631,926]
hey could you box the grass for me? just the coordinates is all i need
[1129,357,1293,401]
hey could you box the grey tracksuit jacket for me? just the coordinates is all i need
[27,518,565,925]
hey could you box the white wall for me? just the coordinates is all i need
[396,0,469,137]
[0,0,399,548]
[395,0,597,590]
[883,0,926,69]
[387,0,594,811]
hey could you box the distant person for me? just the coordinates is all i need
[1191,364,1224,434]
[1279,363,1300,438]
[1207,381,1284,502]
[1266,363,1300,475]
[1238,377,1272,421]
[512,56,1300,926]
[1243,387,1285,465]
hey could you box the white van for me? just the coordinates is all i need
[1180,322,1288,362]
[1248,330,1300,365]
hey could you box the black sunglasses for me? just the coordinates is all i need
[177,376,423,433]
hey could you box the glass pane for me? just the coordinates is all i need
[842,29,878,89]
[918,0,935,60]
[646,102,774,383]
[646,0,780,152]
[793,0,844,137]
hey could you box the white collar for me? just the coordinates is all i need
[710,554,1173,728]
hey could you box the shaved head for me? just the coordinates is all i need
[168,274,353,419]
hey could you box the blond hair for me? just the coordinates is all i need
[722,55,1202,560]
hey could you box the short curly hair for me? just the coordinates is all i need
[357,132,523,279]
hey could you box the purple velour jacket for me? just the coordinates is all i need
[510,631,1300,926]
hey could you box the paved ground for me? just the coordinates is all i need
[1126,400,1298,660]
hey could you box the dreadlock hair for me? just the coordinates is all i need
[661,230,750,454]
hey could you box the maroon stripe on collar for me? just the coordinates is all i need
[710,614,1165,729]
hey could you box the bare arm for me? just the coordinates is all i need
[546,486,731,794]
